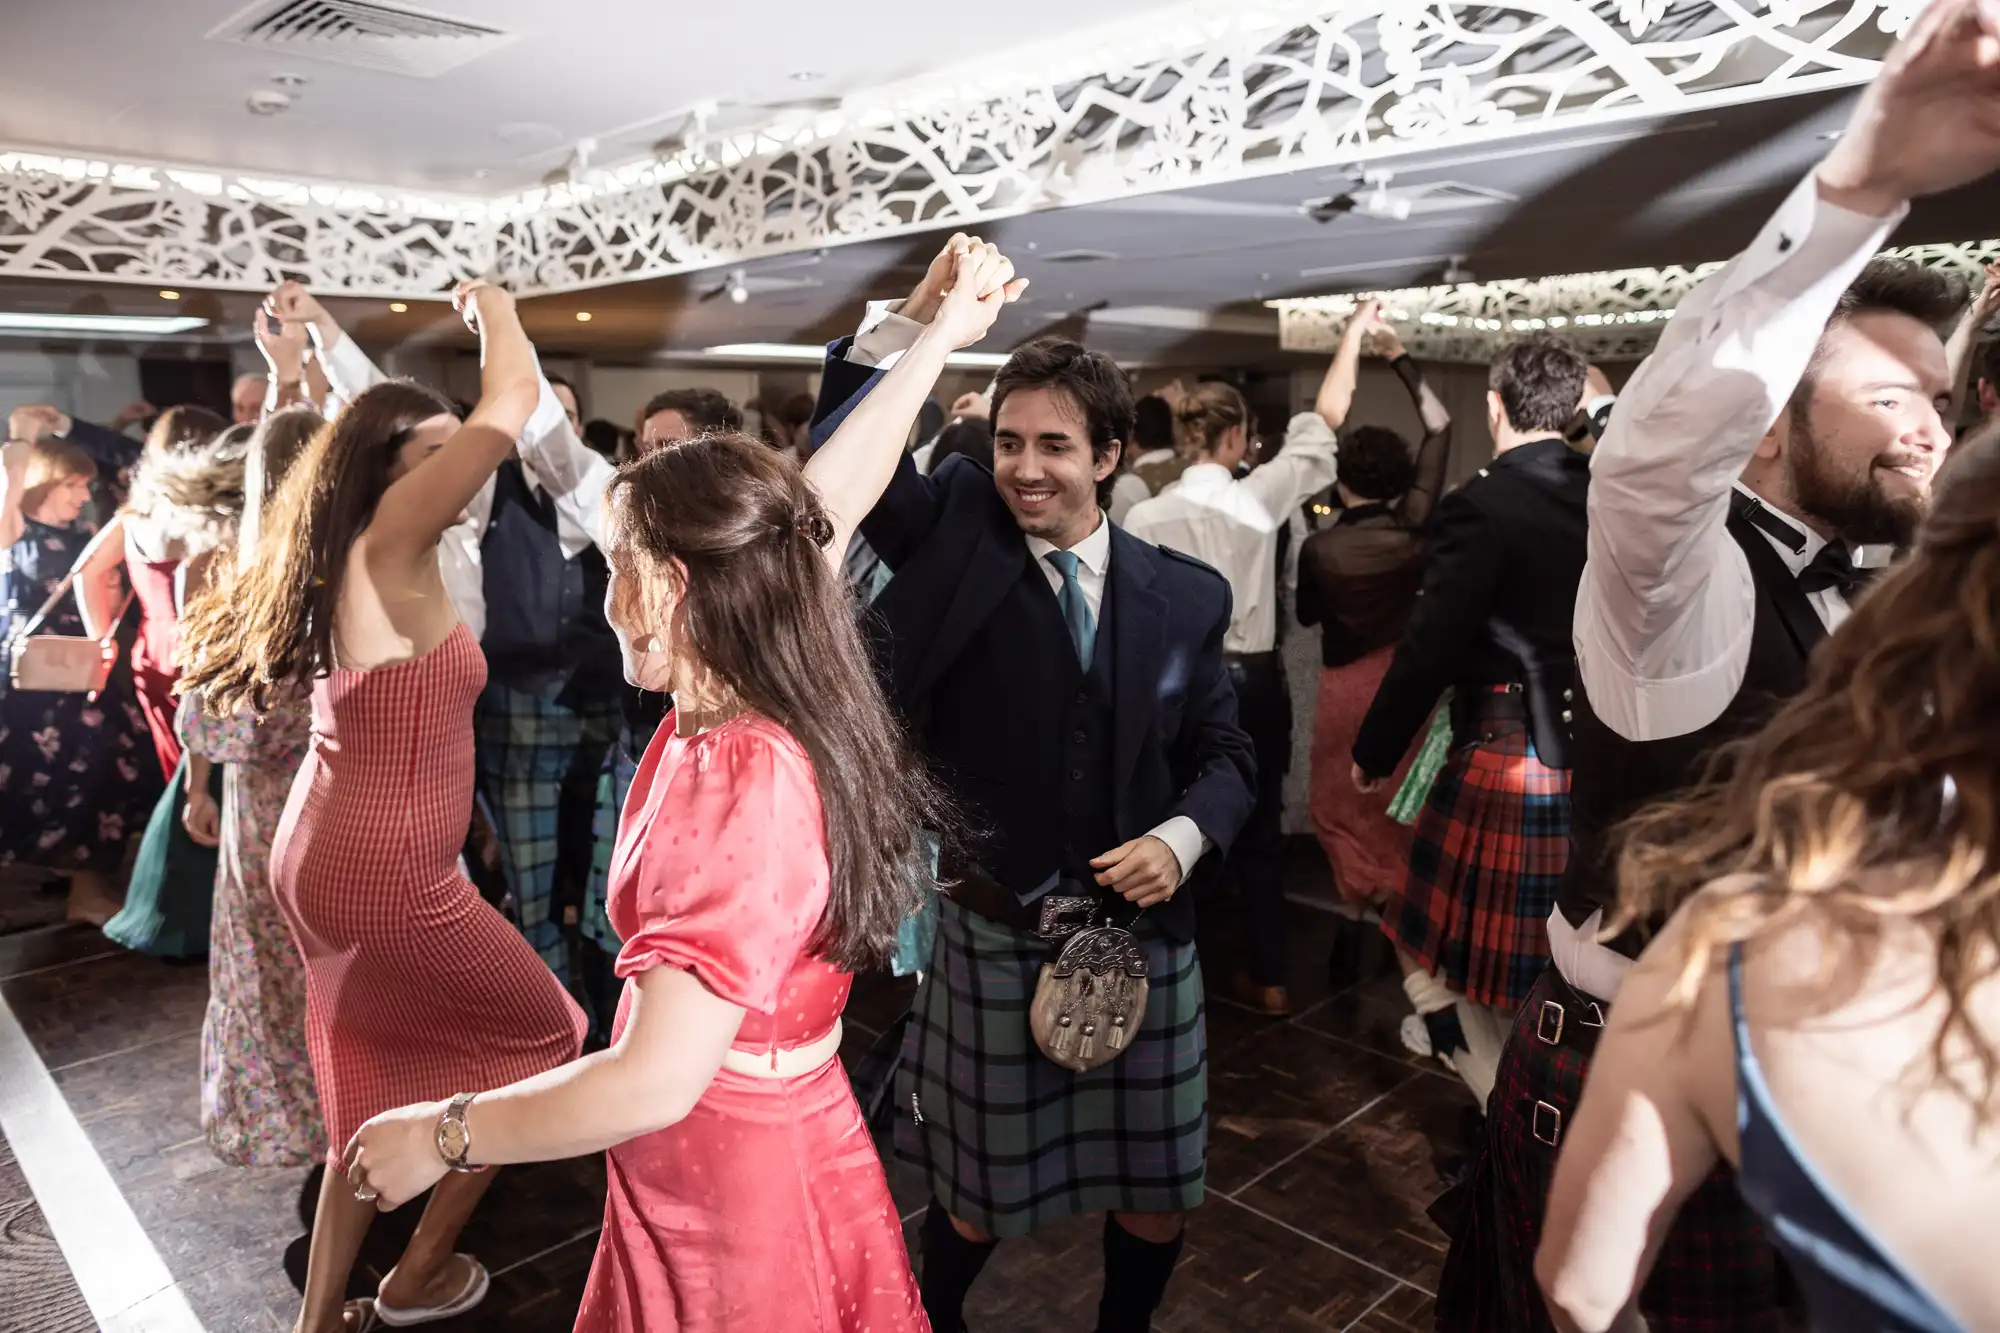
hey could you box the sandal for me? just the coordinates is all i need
[374,1254,490,1327]
[345,1300,380,1332]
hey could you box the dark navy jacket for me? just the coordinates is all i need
[812,340,1256,942]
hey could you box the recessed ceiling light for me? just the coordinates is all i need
[271,72,309,89]
[159,289,181,300]
[389,302,409,313]
[0,313,208,337]
[788,70,823,82]
[575,311,593,322]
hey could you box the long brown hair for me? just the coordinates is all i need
[1614,426,2000,1108]
[607,432,947,970]
[176,381,454,712]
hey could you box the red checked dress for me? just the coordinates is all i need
[573,713,926,1333]
[271,623,584,1166]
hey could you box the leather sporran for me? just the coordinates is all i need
[1030,922,1150,1073]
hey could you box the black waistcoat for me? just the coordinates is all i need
[925,553,1119,898]
[479,460,622,695]
[1557,499,1828,954]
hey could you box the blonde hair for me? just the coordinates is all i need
[1613,423,2000,1111]
[1171,382,1250,459]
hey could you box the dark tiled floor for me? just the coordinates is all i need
[1,842,1477,1331]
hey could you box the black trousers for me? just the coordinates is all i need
[1226,653,1293,986]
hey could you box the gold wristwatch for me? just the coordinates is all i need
[435,1092,477,1172]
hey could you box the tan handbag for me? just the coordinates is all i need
[1029,920,1150,1073]
[6,564,132,696]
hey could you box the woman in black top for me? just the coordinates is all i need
[1295,314,1451,908]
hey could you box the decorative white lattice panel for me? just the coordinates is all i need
[1274,238,2000,362]
[0,2,1909,298]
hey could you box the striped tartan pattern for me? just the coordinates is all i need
[472,682,627,974]
[894,897,1207,1238]
[1385,717,1571,1009]
[1436,967,1785,1333]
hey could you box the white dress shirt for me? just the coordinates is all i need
[317,336,613,640]
[1020,514,1208,884]
[1106,471,1151,525]
[1120,414,1339,654]
[1561,172,1903,1001]
[1574,172,1902,746]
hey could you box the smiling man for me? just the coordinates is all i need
[810,236,1255,1333]
[1438,233,1964,1332]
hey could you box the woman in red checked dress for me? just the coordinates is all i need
[341,242,1023,1332]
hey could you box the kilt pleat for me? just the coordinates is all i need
[1436,968,1785,1333]
[1387,722,1570,1008]
[893,897,1207,1238]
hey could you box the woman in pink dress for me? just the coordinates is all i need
[343,241,1022,1332]
[176,280,584,1333]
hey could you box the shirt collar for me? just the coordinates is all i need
[1175,462,1234,494]
[1731,482,1829,576]
[1026,511,1111,578]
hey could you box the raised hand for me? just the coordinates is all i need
[903,233,976,325]
[1818,0,2000,215]
[931,243,1024,351]
[1343,298,1384,345]
[1974,262,2000,324]
[950,391,990,421]
[254,311,309,378]
[110,401,155,431]
[8,404,67,443]
[453,278,518,338]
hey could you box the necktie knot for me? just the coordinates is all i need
[1046,550,1080,579]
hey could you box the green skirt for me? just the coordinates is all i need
[103,756,221,959]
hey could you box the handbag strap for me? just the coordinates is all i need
[8,558,133,650]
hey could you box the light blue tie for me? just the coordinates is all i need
[1044,550,1096,672]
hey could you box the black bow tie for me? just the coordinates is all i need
[1796,543,1869,598]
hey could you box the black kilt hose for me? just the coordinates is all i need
[1436,966,1785,1332]
[894,898,1207,1238]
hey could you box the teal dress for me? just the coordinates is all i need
[103,753,221,958]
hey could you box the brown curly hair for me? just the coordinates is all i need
[1612,422,2000,1108]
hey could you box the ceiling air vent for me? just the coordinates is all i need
[1040,249,1120,265]
[207,0,518,78]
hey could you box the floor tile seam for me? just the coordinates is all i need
[0,946,124,984]
[0,984,205,1330]
[48,1026,204,1075]
[1335,1281,1407,1333]
[486,1225,604,1279]
[1213,1194,1437,1298]
[1217,1070,1418,1202]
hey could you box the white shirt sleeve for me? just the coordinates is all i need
[848,300,926,370]
[1147,814,1211,886]
[438,478,494,641]
[1243,412,1339,520]
[314,333,388,406]
[1575,174,1905,743]
[516,375,614,556]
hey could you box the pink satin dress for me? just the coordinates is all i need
[575,713,926,1333]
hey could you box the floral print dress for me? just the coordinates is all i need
[177,689,326,1167]
[0,516,161,869]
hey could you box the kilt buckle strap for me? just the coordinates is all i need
[1535,997,1607,1047]
[1532,1100,1563,1147]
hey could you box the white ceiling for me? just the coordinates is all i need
[0,0,1184,191]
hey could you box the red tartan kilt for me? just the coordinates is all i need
[1383,718,1570,1008]
[1437,967,1787,1332]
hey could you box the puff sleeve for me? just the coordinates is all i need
[611,726,830,1015]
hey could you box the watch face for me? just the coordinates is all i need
[439,1119,468,1157]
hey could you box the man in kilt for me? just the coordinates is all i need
[1437,41,1974,1327]
[810,236,1257,1333]
[1350,335,1593,1106]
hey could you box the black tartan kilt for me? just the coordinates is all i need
[1436,966,1787,1333]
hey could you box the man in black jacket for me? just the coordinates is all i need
[810,237,1256,1333]
[1352,334,1592,1105]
